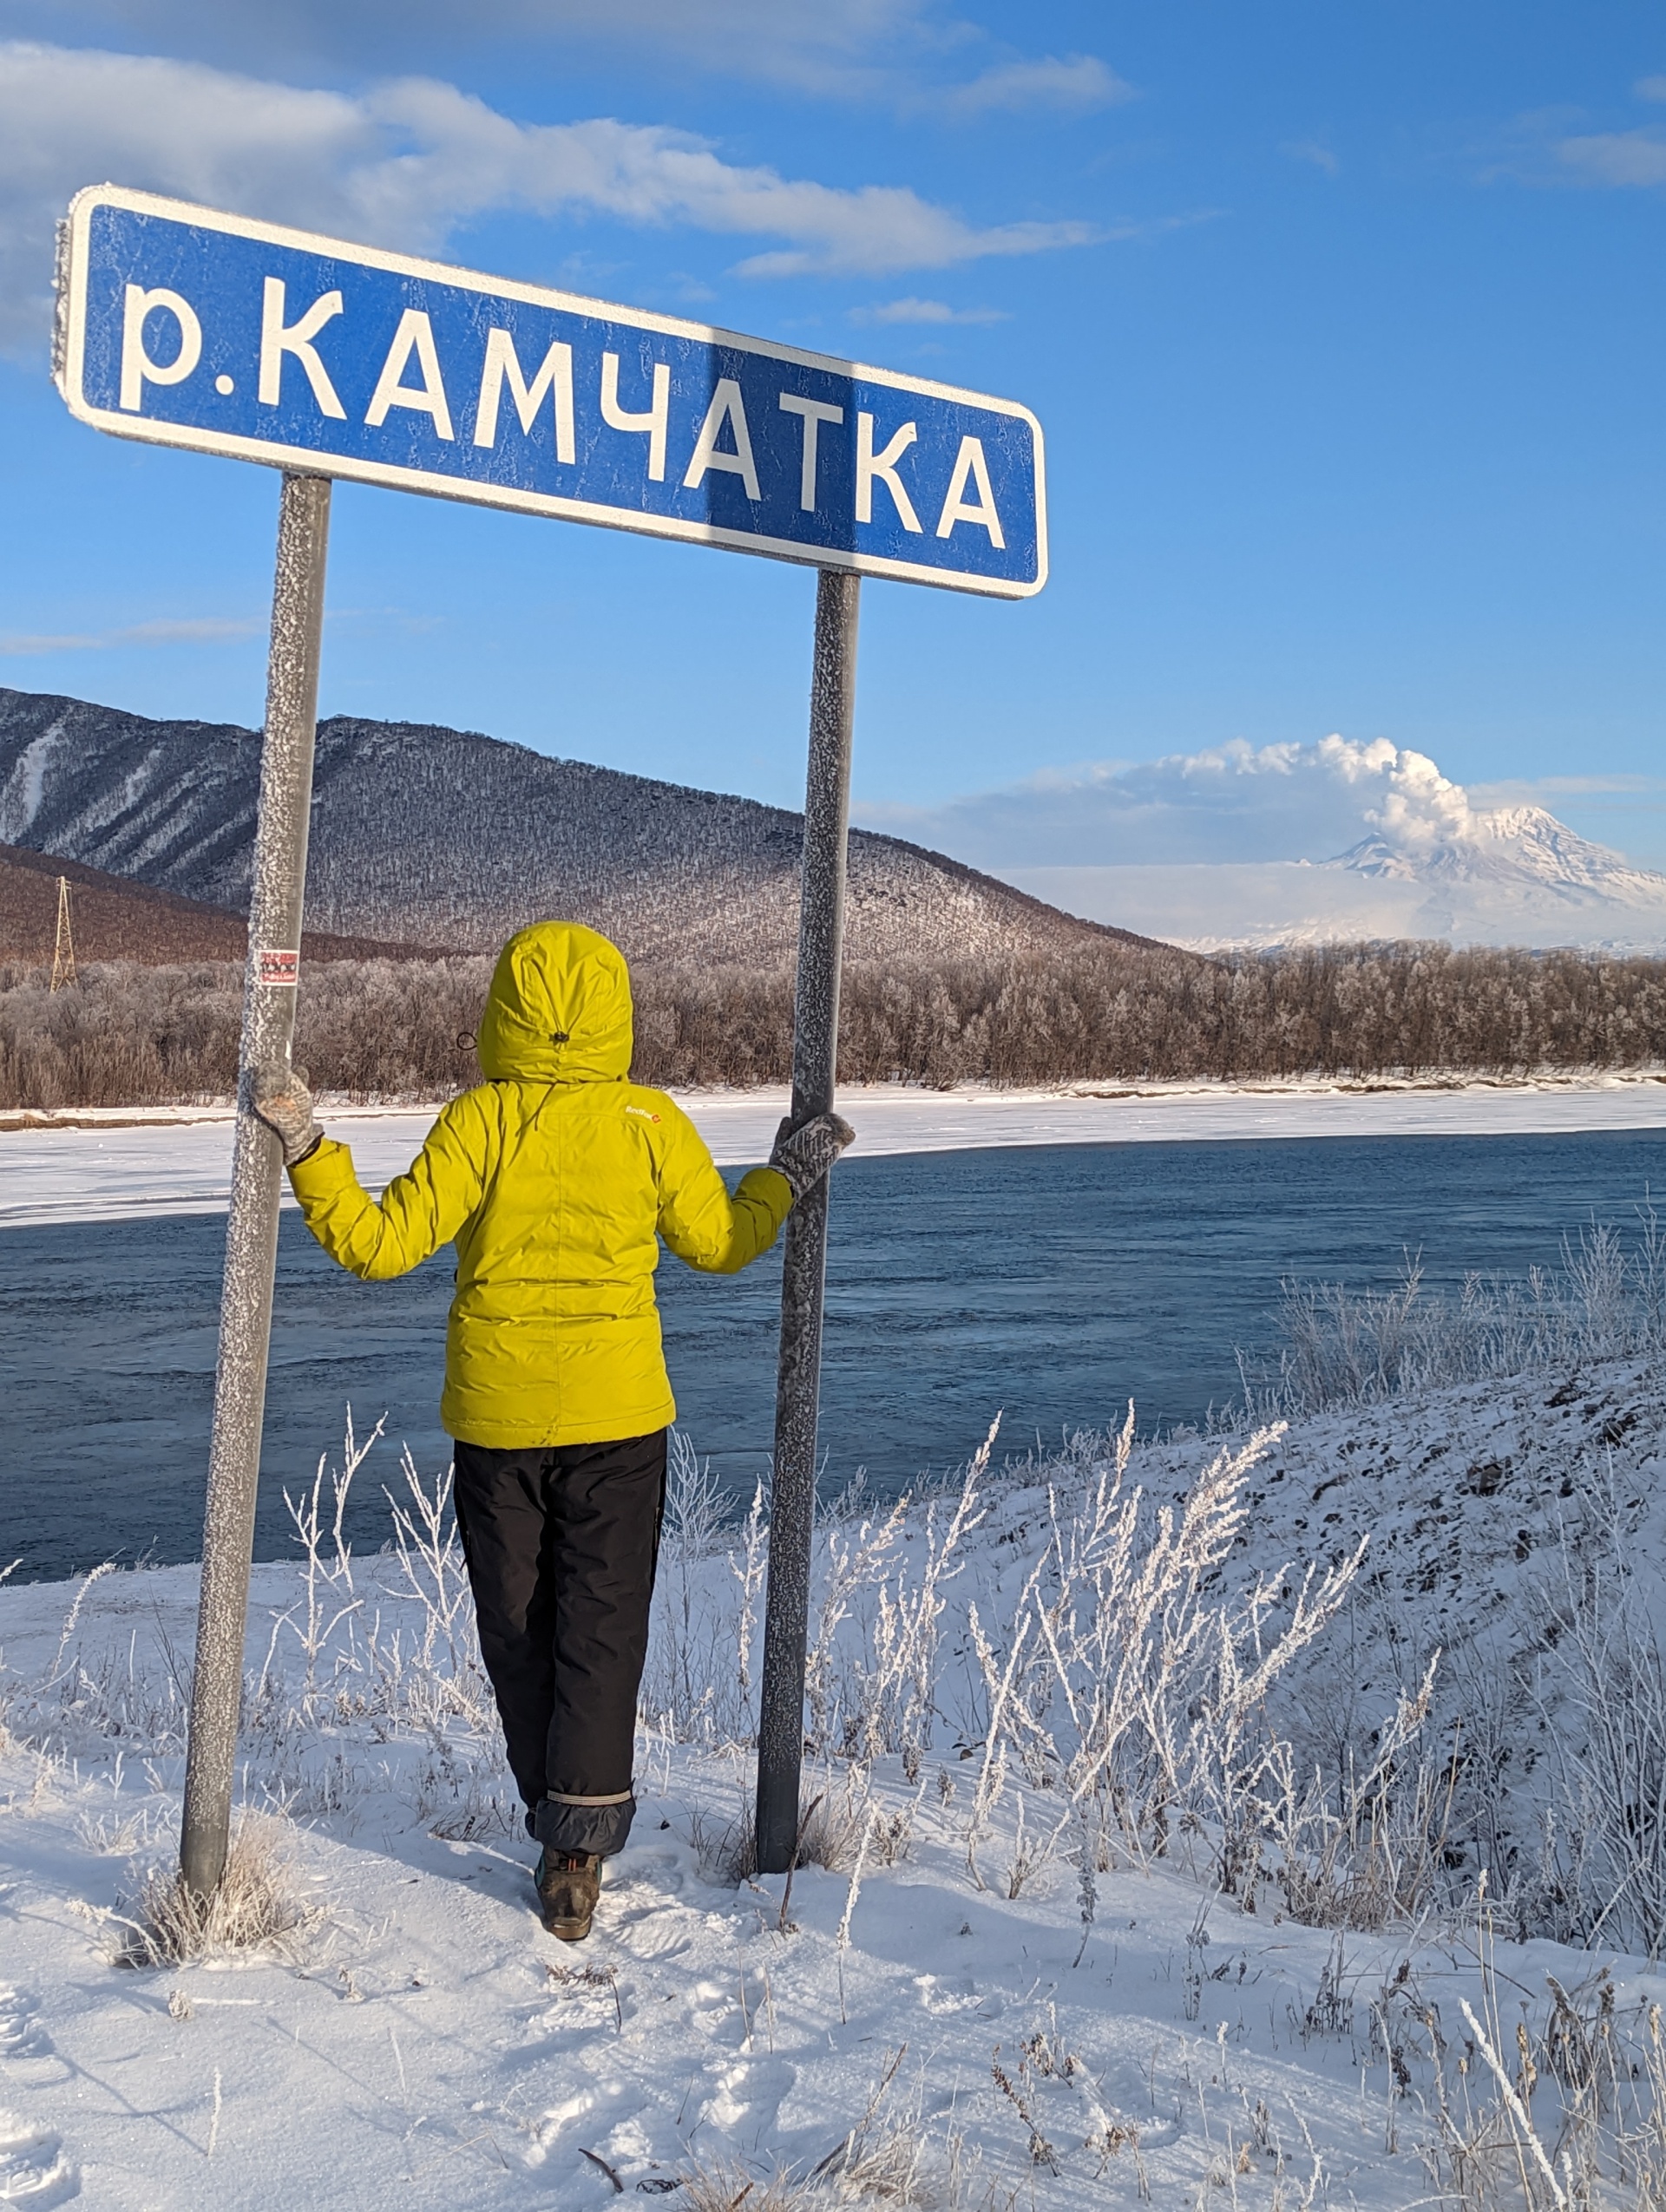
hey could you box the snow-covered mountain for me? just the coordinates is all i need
[1310,802,1666,949]
[1010,800,1666,953]
[0,688,1150,967]
[977,735,1666,952]
[1335,802,1666,898]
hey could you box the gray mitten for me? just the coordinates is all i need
[251,1066,322,1166]
[768,1111,856,1201]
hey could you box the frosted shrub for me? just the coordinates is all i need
[633,1407,1423,1925]
[16,936,1666,1108]
[1412,1898,1666,2208]
[804,1495,909,1761]
[233,1396,1666,1956]
[3,1558,189,1757]
[1528,1509,1666,1956]
[1251,1205,1666,1413]
[631,1409,1442,1925]
[109,1816,317,1967]
[956,1412,1367,1899]
[25,1384,1666,1961]
[1256,1657,1454,1931]
[641,1430,766,1744]
[262,1411,383,1719]
[379,1450,492,1728]
[830,1419,995,1772]
[254,1421,494,1741]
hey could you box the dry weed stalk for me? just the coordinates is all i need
[1407,1878,1666,2208]
[1256,1654,1454,1930]
[264,1410,384,1715]
[692,1765,876,1895]
[677,2162,805,2212]
[1535,1494,1666,1957]
[546,1960,622,2032]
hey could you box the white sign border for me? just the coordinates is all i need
[56,185,1048,603]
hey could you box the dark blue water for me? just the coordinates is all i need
[5,1129,1665,1580]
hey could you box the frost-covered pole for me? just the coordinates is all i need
[180,471,331,1899]
[755,566,861,1873]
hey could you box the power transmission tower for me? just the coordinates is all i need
[49,874,78,991]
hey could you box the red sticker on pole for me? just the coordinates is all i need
[256,948,299,985]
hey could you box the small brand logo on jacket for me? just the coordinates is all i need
[626,1105,661,1123]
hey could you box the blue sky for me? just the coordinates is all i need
[3,3,1665,869]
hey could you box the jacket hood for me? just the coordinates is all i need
[476,921,633,1084]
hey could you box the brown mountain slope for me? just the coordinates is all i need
[0,841,442,965]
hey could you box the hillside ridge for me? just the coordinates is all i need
[0,687,1162,967]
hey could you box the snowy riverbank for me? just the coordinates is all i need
[7,1356,1666,2206]
[8,1067,1666,1227]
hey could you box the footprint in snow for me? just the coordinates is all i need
[612,1848,685,1884]
[612,1918,693,1963]
[912,1973,988,2017]
[0,1992,49,2060]
[0,2111,80,2207]
[523,2082,635,2170]
[697,2056,796,2141]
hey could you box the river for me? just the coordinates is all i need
[6,1123,1666,1577]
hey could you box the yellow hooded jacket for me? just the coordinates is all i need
[287,920,793,1450]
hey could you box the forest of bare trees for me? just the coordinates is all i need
[7,938,1666,1109]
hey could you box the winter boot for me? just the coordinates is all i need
[535,1849,601,1941]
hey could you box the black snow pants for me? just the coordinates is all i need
[451,1429,666,1858]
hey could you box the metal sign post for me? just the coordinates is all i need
[178,469,330,1897]
[53,184,1046,1898]
[755,570,860,1871]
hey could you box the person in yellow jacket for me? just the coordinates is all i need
[252,919,853,1941]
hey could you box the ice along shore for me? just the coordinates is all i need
[7,1067,1666,1228]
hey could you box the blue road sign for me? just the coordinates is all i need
[55,187,1046,599]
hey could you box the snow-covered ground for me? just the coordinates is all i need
[8,1070,1666,1227]
[3,1711,1617,2212]
[7,1364,1666,2208]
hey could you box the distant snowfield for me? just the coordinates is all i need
[994,775,1666,949]
[7,1071,1666,1228]
[1004,858,1666,952]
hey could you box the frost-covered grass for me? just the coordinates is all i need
[8,1373,1666,2205]
[1245,1201,1666,1413]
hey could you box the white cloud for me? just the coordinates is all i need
[1467,772,1666,806]
[0,615,259,652]
[861,735,1483,869]
[1480,98,1666,192]
[1282,138,1340,177]
[1554,127,1666,187]
[0,0,936,97]
[931,54,1132,121]
[849,295,1007,324]
[0,1,1132,109]
[0,40,1102,351]
[999,861,1435,950]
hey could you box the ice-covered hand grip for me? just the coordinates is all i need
[767,1112,856,1202]
[251,1066,322,1167]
